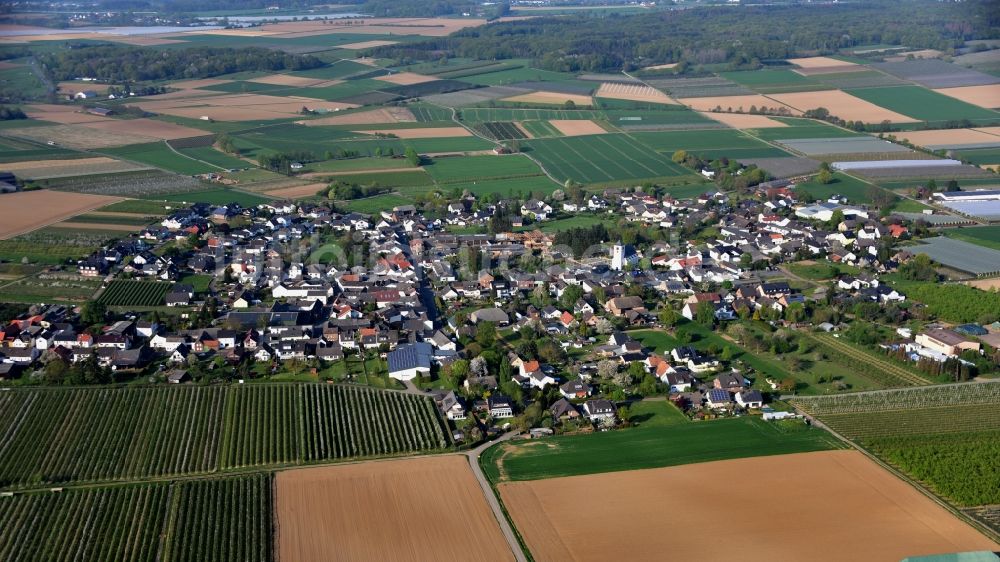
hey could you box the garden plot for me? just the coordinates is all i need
[768,90,918,123]
[424,86,531,107]
[873,59,1000,88]
[777,137,912,156]
[912,236,1000,276]
[739,156,820,178]
[0,190,122,239]
[548,119,606,136]
[932,84,1000,110]
[680,94,798,115]
[502,451,998,562]
[595,82,676,104]
[298,107,416,126]
[699,112,788,128]
[647,76,753,98]
[501,91,593,106]
[0,157,150,179]
[894,128,1000,150]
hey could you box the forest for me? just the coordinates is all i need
[38,45,324,82]
[377,0,1000,72]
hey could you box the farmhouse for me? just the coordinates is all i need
[914,328,981,357]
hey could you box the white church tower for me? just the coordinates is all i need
[611,242,625,271]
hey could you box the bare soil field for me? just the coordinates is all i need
[933,84,1000,109]
[338,39,399,50]
[769,90,919,123]
[262,183,329,199]
[595,82,676,104]
[80,118,207,140]
[106,35,185,46]
[699,111,789,128]
[502,91,593,106]
[643,62,678,71]
[246,74,330,87]
[501,450,998,562]
[885,49,943,62]
[353,126,472,139]
[976,126,1000,136]
[548,119,606,136]
[375,71,437,86]
[0,190,122,239]
[298,107,416,126]
[24,104,111,124]
[275,456,514,562]
[967,277,1000,290]
[3,124,155,149]
[680,94,799,114]
[894,128,1000,148]
[56,221,140,231]
[56,81,109,95]
[789,56,859,69]
[0,157,150,179]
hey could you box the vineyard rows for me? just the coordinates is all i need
[0,384,447,487]
[791,381,1000,415]
[473,121,528,141]
[0,474,272,562]
[802,333,931,387]
[817,405,1000,440]
[96,280,172,307]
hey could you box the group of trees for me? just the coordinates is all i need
[40,45,324,82]
[553,224,610,258]
[671,150,770,191]
[0,105,26,120]
[257,151,317,174]
[326,180,390,200]
[376,1,992,72]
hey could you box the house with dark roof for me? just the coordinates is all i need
[387,342,432,381]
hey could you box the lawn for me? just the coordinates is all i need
[102,142,217,175]
[424,154,546,182]
[153,189,271,206]
[525,133,694,184]
[178,147,250,170]
[787,260,860,280]
[846,86,1000,123]
[483,416,840,482]
[445,175,560,198]
[97,200,173,215]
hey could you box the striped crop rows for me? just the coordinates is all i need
[791,382,1000,416]
[0,474,272,562]
[0,384,447,487]
[96,280,172,307]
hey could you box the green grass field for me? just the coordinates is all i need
[96,199,174,215]
[445,175,560,197]
[632,128,790,159]
[954,147,1000,166]
[526,133,694,184]
[342,192,414,213]
[425,154,545,182]
[178,146,250,170]
[942,226,1000,251]
[305,157,413,173]
[846,86,1000,123]
[750,119,859,141]
[326,170,433,188]
[483,416,840,482]
[720,70,829,94]
[102,142,217,175]
[794,172,877,203]
[518,120,563,137]
[460,108,603,122]
[153,189,271,206]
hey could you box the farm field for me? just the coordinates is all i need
[275,456,513,562]
[500,450,998,562]
[424,154,545,182]
[943,225,1000,251]
[845,86,1000,123]
[154,188,272,206]
[446,175,560,198]
[481,416,839,482]
[0,474,272,562]
[96,280,172,307]
[0,157,150,180]
[0,274,102,303]
[459,107,604,122]
[0,190,122,240]
[525,134,694,184]
[768,90,920,123]
[632,128,788,159]
[719,69,828,94]
[792,172,876,203]
[933,84,1000,110]
[101,142,219,175]
[0,384,447,487]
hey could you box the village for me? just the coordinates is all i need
[2,179,996,442]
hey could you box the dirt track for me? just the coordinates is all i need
[501,450,999,562]
[275,455,515,562]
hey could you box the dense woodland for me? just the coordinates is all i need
[378,0,1000,72]
[38,45,324,82]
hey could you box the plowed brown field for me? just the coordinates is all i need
[0,190,122,239]
[275,456,515,562]
[501,450,998,562]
